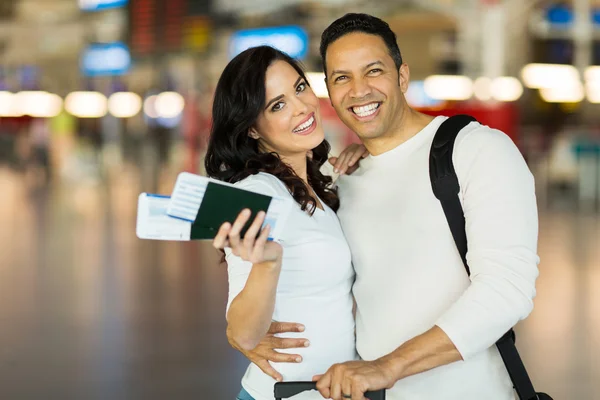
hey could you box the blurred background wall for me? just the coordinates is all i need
[0,1,599,399]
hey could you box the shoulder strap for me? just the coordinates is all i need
[429,115,544,400]
[429,114,475,274]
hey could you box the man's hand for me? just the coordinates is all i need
[312,326,462,399]
[329,144,369,175]
[227,321,309,382]
[313,359,396,400]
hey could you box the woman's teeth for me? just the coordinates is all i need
[293,116,315,133]
[352,103,380,117]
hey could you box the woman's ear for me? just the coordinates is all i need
[248,127,260,140]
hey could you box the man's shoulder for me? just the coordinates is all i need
[454,121,517,155]
[452,120,529,179]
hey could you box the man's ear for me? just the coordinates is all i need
[399,63,410,93]
[248,127,260,140]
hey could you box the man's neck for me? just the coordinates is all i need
[363,107,435,156]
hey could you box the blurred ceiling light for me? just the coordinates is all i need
[15,91,63,118]
[0,92,23,117]
[491,77,523,102]
[108,92,142,118]
[155,92,185,118]
[521,63,580,89]
[143,95,159,119]
[65,91,108,118]
[539,82,585,103]
[584,66,600,84]
[586,82,600,103]
[305,72,328,98]
[423,75,473,101]
[473,77,492,101]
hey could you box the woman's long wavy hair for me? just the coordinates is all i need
[204,46,339,214]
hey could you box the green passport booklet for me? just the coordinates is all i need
[166,172,293,241]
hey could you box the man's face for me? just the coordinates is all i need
[324,32,408,141]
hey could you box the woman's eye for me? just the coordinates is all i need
[271,102,284,112]
[296,82,307,93]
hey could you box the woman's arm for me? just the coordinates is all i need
[227,259,282,350]
[213,209,284,351]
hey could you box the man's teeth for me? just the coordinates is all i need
[352,103,379,117]
[293,116,315,132]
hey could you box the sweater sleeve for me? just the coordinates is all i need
[435,125,540,360]
[224,176,280,317]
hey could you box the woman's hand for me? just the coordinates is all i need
[329,143,369,175]
[213,209,282,265]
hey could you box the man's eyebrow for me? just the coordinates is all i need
[329,61,385,78]
[364,60,384,70]
[330,69,350,77]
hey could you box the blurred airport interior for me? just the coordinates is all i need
[0,0,599,399]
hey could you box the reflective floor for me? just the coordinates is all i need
[0,164,598,399]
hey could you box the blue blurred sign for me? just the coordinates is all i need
[79,0,128,11]
[229,26,309,60]
[546,5,573,26]
[545,5,600,26]
[81,43,131,77]
[594,9,600,25]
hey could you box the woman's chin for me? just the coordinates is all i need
[302,128,325,148]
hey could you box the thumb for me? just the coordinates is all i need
[328,157,338,165]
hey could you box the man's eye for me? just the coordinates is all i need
[334,76,347,83]
[368,69,382,74]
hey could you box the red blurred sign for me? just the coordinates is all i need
[129,0,157,54]
[129,0,211,55]
[420,101,520,144]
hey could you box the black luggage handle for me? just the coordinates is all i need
[274,381,385,400]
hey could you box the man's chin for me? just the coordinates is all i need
[352,126,382,140]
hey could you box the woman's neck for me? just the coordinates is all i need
[257,142,310,184]
[281,153,309,184]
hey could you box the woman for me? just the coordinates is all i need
[205,46,358,400]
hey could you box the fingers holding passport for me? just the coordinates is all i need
[212,209,281,264]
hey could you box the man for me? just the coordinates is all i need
[228,13,540,400]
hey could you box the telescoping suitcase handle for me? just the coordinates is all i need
[274,381,386,400]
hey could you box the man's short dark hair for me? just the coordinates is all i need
[320,13,403,75]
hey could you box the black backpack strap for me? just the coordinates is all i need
[429,115,544,400]
[429,115,475,273]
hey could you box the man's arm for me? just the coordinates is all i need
[378,325,460,380]
[434,126,539,360]
[314,326,460,399]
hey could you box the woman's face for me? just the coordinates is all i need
[250,60,325,158]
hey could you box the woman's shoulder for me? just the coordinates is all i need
[233,172,290,198]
